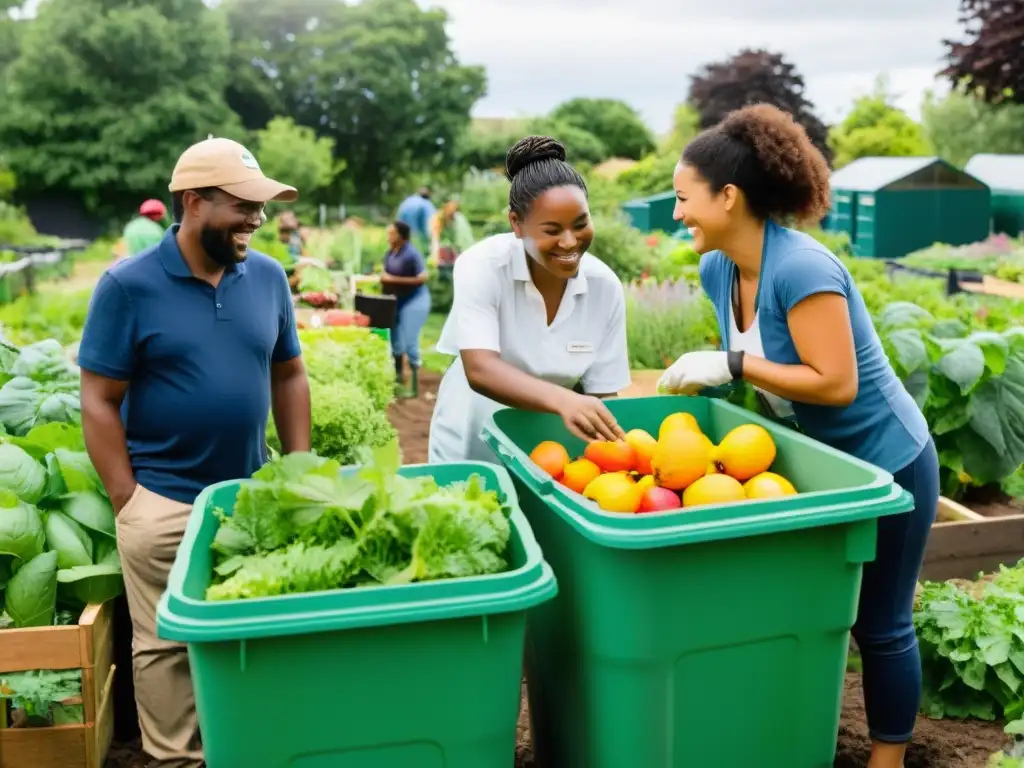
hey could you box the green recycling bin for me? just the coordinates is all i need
[481,395,913,768]
[157,461,557,768]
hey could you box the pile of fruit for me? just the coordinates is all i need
[528,411,799,514]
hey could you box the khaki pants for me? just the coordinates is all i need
[116,484,204,768]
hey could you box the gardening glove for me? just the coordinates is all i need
[657,351,733,395]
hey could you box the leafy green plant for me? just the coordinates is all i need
[0,288,92,346]
[1,666,83,727]
[298,327,395,412]
[205,441,511,600]
[915,562,1024,722]
[901,235,1024,284]
[988,717,1024,765]
[270,327,396,464]
[0,421,123,628]
[875,302,1024,494]
[589,213,660,282]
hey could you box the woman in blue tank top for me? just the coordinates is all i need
[658,104,938,768]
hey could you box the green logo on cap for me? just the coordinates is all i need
[240,150,261,170]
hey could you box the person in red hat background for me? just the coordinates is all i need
[122,199,169,256]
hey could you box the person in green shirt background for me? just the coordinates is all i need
[122,199,168,256]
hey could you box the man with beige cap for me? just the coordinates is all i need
[78,138,311,767]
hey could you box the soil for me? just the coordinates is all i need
[99,377,1013,768]
[514,674,1010,768]
[963,485,1024,518]
[386,369,441,464]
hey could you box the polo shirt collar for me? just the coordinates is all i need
[159,224,248,279]
[512,239,588,296]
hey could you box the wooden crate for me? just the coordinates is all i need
[920,496,1024,581]
[0,602,117,768]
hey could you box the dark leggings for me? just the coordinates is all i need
[852,437,939,743]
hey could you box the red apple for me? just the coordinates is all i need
[638,486,681,513]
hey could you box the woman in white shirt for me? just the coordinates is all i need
[428,136,632,464]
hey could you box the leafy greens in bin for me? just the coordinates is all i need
[0,421,124,628]
[207,441,512,601]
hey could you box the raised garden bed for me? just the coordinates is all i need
[0,601,116,768]
[921,495,1024,581]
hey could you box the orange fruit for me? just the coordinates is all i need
[744,472,797,498]
[650,429,712,491]
[658,412,702,440]
[561,458,602,494]
[583,440,637,473]
[712,424,776,481]
[529,440,570,480]
[624,429,658,475]
[583,472,643,514]
[682,473,746,507]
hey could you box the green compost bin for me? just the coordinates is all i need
[481,395,913,768]
[156,461,557,768]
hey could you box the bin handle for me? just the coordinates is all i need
[491,441,555,497]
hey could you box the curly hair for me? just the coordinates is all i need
[681,104,831,226]
[504,135,588,218]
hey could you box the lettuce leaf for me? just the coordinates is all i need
[206,441,512,600]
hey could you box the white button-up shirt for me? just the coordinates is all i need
[427,233,632,464]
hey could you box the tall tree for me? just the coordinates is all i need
[687,49,832,163]
[922,84,1024,167]
[943,0,1024,104]
[0,0,242,215]
[222,0,487,202]
[254,116,342,210]
[827,78,932,168]
[549,98,655,160]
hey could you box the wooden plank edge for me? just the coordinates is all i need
[0,603,110,675]
[91,663,116,768]
[936,496,988,523]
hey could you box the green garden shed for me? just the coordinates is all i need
[827,157,991,259]
[621,191,681,234]
[964,154,1024,237]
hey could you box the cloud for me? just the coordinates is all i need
[426,0,964,131]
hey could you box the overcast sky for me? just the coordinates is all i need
[426,0,965,133]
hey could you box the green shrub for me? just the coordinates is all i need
[625,279,719,369]
[267,379,396,465]
[0,289,92,344]
[298,327,394,411]
[268,326,397,464]
[589,213,659,281]
[649,238,701,282]
[427,267,454,314]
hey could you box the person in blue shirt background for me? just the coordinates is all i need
[396,186,436,253]
[381,220,431,394]
[658,104,938,768]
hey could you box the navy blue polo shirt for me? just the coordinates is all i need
[383,242,427,309]
[78,225,301,504]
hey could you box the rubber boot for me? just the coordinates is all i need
[394,354,404,393]
[410,364,419,398]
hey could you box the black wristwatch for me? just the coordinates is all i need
[727,350,745,380]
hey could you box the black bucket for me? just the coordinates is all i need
[355,293,397,330]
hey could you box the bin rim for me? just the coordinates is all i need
[157,461,558,644]
[480,395,915,549]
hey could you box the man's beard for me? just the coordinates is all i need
[200,226,244,267]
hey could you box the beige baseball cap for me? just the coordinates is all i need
[169,138,298,203]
